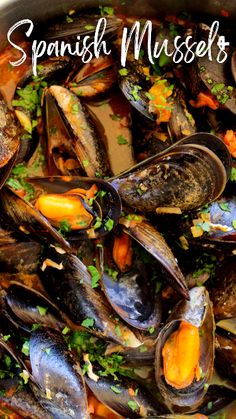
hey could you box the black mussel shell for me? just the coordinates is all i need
[30,329,89,419]
[44,86,111,178]
[111,133,230,213]
[85,374,163,418]
[0,94,20,189]
[40,247,141,348]
[0,186,72,252]
[5,282,66,332]
[120,218,189,299]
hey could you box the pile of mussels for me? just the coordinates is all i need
[0,9,235,419]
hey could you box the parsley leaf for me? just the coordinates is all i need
[117,135,128,145]
[105,218,114,232]
[88,265,100,288]
[219,202,231,212]
[81,318,94,328]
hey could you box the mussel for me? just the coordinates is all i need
[111,133,231,214]
[28,176,122,240]
[119,217,189,299]
[43,85,111,177]
[155,287,215,413]
[68,56,116,98]
[40,246,141,348]
[188,23,236,115]
[0,93,21,189]
[29,329,90,418]
[4,282,66,332]
[85,374,163,418]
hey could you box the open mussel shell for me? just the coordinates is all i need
[102,261,162,330]
[44,85,111,177]
[68,56,116,98]
[0,186,72,252]
[0,94,20,189]
[85,375,162,418]
[40,247,141,348]
[119,218,189,299]
[28,176,122,240]
[118,70,155,120]
[5,282,66,332]
[155,287,215,413]
[193,23,236,115]
[29,329,90,419]
[111,133,230,214]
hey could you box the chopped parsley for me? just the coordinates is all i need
[110,385,122,394]
[84,24,95,30]
[127,400,138,412]
[37,306,48,316]
[62,326,70,335]
[218,202,231,212]
[117,134,128,145]
[118,68,128,76]
[88,265,100,288]
[93,217,102,230]
[81,318,94,328]
[115,325,122,337]
[66,15,74,23]
[110,113,121,121]
[232,220,236,230]
[104,266,119,280]
[105,218,114,232]
[83,159,90,168]
[130,85,142,101]
[58,219,71,234]
[230,167,236,181]
[99,6,114,15]
[22,340,30,356]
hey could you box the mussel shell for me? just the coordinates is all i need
[0,95,20,189]
[210,261,236,320]
[40,247,141,347]
[0,186,71,252]
[0,385,52,419]
[168,88,196,141]
[29,329,89,419]
[111,134,229,213]
[155,287,215,413]
[44,85,111,178]
[85,375,162,418]
[28,176,122,240]
[215,331,236,381]
[5,282,66,332]
[0,241,41,273]
[195,23,236,115]
[120,219,189,299]
[102,262,162,330]
[69,56,116,98]
[42,15,122,41]
[118,71,155,120]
